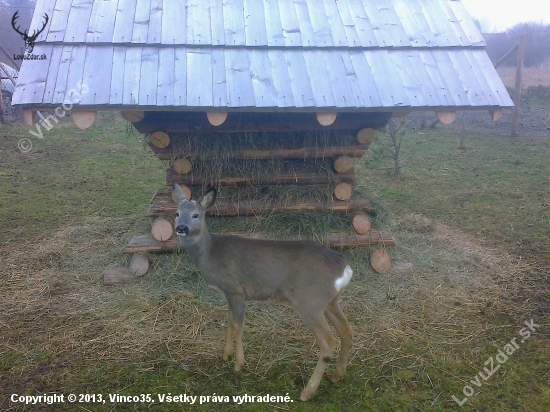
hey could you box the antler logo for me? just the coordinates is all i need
[11,11,49,54]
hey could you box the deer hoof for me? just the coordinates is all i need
[330,372,343,383]
[299,389,314,402]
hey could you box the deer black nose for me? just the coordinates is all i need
[175,225,189,235]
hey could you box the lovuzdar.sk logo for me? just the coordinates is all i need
[11,10,49,59]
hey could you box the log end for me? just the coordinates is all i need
[72,111,97,130]
[370,249,391,274]
[121,111,145,122]
[352,213,371,235]
[150,131,170,148]
[128,253,149,277]
[151,217,174,242]
[356,128,375,144]
[334,183,352,201]
[172,158,193,175]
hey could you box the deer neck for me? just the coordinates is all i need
[180,225,212,269]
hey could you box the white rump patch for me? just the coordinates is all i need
[334,266,353,292]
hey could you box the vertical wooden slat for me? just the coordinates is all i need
[42,46,63,104]
[294,0,316,47]
[267,49,295,107]
[113,0,137,43]
[87,0,118,43]
[173,48,187,106]
[348,50,383,107]
[64,0,94,43]
[448,0,486,45]
[12,45,53,104]
[283,50,315,107]
[65,45,86,104]
[225,48,255,107]
[329,0,360,47]
[110,46,126,104]
[210,0,225,45]
[323,51,357,107]
[47,0,72,42]
[186,49,213,107]
[344,0,378,47]
[263,0,284,46]
[147,0,163,44]
[157,47,175,106]
[430,50,470,106]
[372,0,410,47]
[223,0,246,46]
[211,49,228,107]
[243,0,267,45]
[132,0,151,43]
[81,46,114,104]
[278,0,302,46]
[187,0,212,44]
[27,0,54,43]
[391,0,435,47]
[338,51,366,107]
[53,45,73,104]
[139,48,159,105]
[302,51,336,107]
[161,0,186,44]
[122,46,142,105]
[249,50,279,107]
[415,51,458,107]
[304,0,334,46]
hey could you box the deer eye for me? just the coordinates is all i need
[175,213,179,217]
[192,213,199,219]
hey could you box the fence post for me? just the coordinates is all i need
[511,33,526,137]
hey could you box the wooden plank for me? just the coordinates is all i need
[223,0,246,46]
[337,51,365,107]
[186,49,213,107]
[47,0,72,42]
[81,46,114,104]
[11,45,53,104]
[415,0,460,47]
[302,51,336,107]
[122,46,142,105]
[167,167,356,186]
[123,231,394,253]
[161,0,185,44]
[430,50,470,106]
[147,0,163,43]
[65,46,86,104]
[323,51,356,108]
[283,50,315,108]
[294,0,316,47]
[27,0,54,43]
[345,0,378,47]
[151,142,370,161]
[86,0,118,42]
[390,0,435,48]
[447,0,485,45]
[110,46,126,105]
[42,46,63,104]
[173,48,187,106]
[372,0,410,47]
[417,51,459,107]
[263,0,284,46]
[157,48,174,107]
[329,0,359,47]
[266,50,295,107]
[248,50,278,107]
[131,0,151,43]
[446,50,487,106]
[148,192,375,217]
[187,0,212,44]
[435,0,471,46]
[304,0,334,46]
[359,0,390,47]
[53,46,73,104]
[406,50,447,107]
[225,49,255,107]
[210,0,225,45]
[113,0,137,43]
[243,0,268,45]
[389,50,427,107]
[462,49,504,106]
[64,0,94,43]
[364,50,409,107]
[211,49,228,107]
[348,51,383,107]
[139,47,159,105]
[469,50,513,107]
[278,0,302,46]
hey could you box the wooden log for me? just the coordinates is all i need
[356,128,375,144]
[167,167,356,186]
[148,192,375,217]
[207,112,228,126]
[370,249,391,274]
[22,108,35,126]
[72,111,97,130]
[172,158,193,175]
[352,213,371,235]
[150,131,170,148]
[333,156,354,173]
[316,112,337,126]
[333,183,352,201]
[123,230,395,253]
[128,253,149,277]
[489,109,502,122]
[103,267,139,285]
[436,111,457,125]
[133,111,392,134]
[149,143,371,161]
[151,217,173,241]
[121,111,145,122]
[171,184,192,203]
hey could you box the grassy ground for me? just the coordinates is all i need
[0,113,549,411]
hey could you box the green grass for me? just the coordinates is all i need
[1,114,549,411]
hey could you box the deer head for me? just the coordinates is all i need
[11,11,49,54]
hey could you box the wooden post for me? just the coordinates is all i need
[511,34,526,138]
[0,85,4,124]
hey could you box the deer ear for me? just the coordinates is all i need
[172,183,189,205]
[198,187,217,210]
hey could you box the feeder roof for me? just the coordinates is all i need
[12,0,513,110]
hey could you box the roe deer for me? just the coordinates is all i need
[172,184,353,401]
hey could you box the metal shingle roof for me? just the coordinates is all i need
[13,0,513,109]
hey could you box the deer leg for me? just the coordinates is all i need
[296,311,336,402]
[223,310,234,361]
[324,298,353,383]
[226,296,246,372]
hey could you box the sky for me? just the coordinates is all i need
[461,0,550,32]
